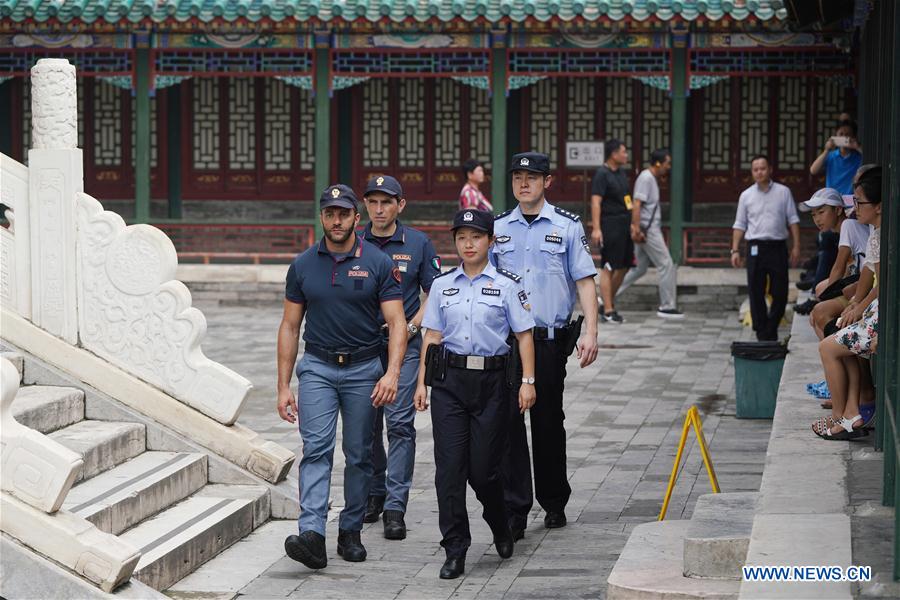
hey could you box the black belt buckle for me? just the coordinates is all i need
[335,352,351,366]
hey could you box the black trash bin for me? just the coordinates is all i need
[731,341,789,419]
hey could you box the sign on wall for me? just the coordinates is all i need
[565,141,605,168]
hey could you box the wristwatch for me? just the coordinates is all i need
[521,377,536,385]
[407,323,419,336]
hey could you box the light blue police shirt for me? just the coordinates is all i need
[491,200,597,329]
[421,263,535,357]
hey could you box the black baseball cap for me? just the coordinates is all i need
[451,209,494,236]
[364,174,403,198]
[509,152,550,175]
[320,184,358,210]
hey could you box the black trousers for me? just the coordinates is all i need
[746,239,789,342]
[502,339,570,528]
[431,365,510,558]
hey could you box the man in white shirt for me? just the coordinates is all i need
[730,155,801,341]
[616,148,682,318]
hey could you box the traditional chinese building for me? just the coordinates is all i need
[1,0,859,262]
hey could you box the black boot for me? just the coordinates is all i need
[337,529,367,562]
[363,495,385,523]
[382,510,407,540]
[494,529,515,559]
[439,555,466,579]
[544,511,567,529]
[284,531,327,570]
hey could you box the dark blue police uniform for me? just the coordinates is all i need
[361,175,441,525]
[285,185,402,540]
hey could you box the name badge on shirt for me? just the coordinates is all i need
[398,262,408,273]
[544,235,563,244]
[443,288,459,296]
[496,235,511,244]
[481,288,501,296]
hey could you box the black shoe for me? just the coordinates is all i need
[602,311,625,324]
[382,510,407,540]
[796,278,815,291]
[284,531,327,570]
[656,308,684,319]
[544,511,567,529]
[494,532,514,559]
[794,298,819,315]
[363,495,385,523]
[510,525,525,542]
[439,556,466,579]
[337,529,367,562]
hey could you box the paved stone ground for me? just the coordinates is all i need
[192,301,773,599]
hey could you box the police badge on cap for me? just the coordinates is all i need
[509,152,550,175]
[451,209,493,235]
[320,184,359,210]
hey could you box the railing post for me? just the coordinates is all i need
[28,58,80,344]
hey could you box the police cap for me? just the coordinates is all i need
[509,152,550,175]
[451,209,494,236]
[320,184,358,211]
[364,174,404,199]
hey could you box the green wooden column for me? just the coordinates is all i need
[134,47,152,223]
[490,30,508,214]
[166,83,182,219]
[313,34,331,239]
[668,34,689,265]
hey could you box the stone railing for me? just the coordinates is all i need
[0,356,140,591]
[0,59,293,482]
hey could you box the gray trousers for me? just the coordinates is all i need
[616,226,678,310]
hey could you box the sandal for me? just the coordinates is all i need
[821,400,833,409]
[860,404,876,430]
[812,415,838,436]
[820,416,868,441]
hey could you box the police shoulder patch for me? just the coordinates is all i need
[495,208,514,220]
[554,206,581,222]
[433,267,457,280]
[496,268,522,283]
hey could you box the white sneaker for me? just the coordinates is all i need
[657,308,684,319]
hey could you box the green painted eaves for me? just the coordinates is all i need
[0,0,787,24]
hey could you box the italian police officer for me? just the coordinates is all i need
[277,184,408,570]
[414,209,537,579]
[360,175,441,538]
[493,152,600,539]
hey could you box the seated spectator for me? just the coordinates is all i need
[794,188,845,315]
[458,159,492,212]
[812,166,882,440]
[808,165,877,338]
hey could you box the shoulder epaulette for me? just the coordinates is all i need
[554,206,581,222]
[496,268,522,283]
[433,268,457,280]
[494,209,514,220]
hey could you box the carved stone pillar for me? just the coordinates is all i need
[28,58,81,344]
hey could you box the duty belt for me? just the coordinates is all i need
[446,351,507,371]
[533,326,568,341]
[305,343,383,367]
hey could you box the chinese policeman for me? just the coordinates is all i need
[493,151,600,539]
[414,209,536,580]
[277,184,408,570]
[360,174,441,539]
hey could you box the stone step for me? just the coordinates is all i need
[607,520,740,600]
[12,385,84,434]
[684,492,758,580]
[48,420,146,482]
[194,483,270,531]
[1,351,23,381]
[63,451,208,535]
[120,490,264,591]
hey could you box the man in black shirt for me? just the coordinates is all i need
[590,139,633,323]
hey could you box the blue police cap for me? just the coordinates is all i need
[451,209,494,236]
[509,152,550,175]
[320,184,359,211]
[364,174,404,198]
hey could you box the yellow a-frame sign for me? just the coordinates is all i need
[658,405,720,521]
